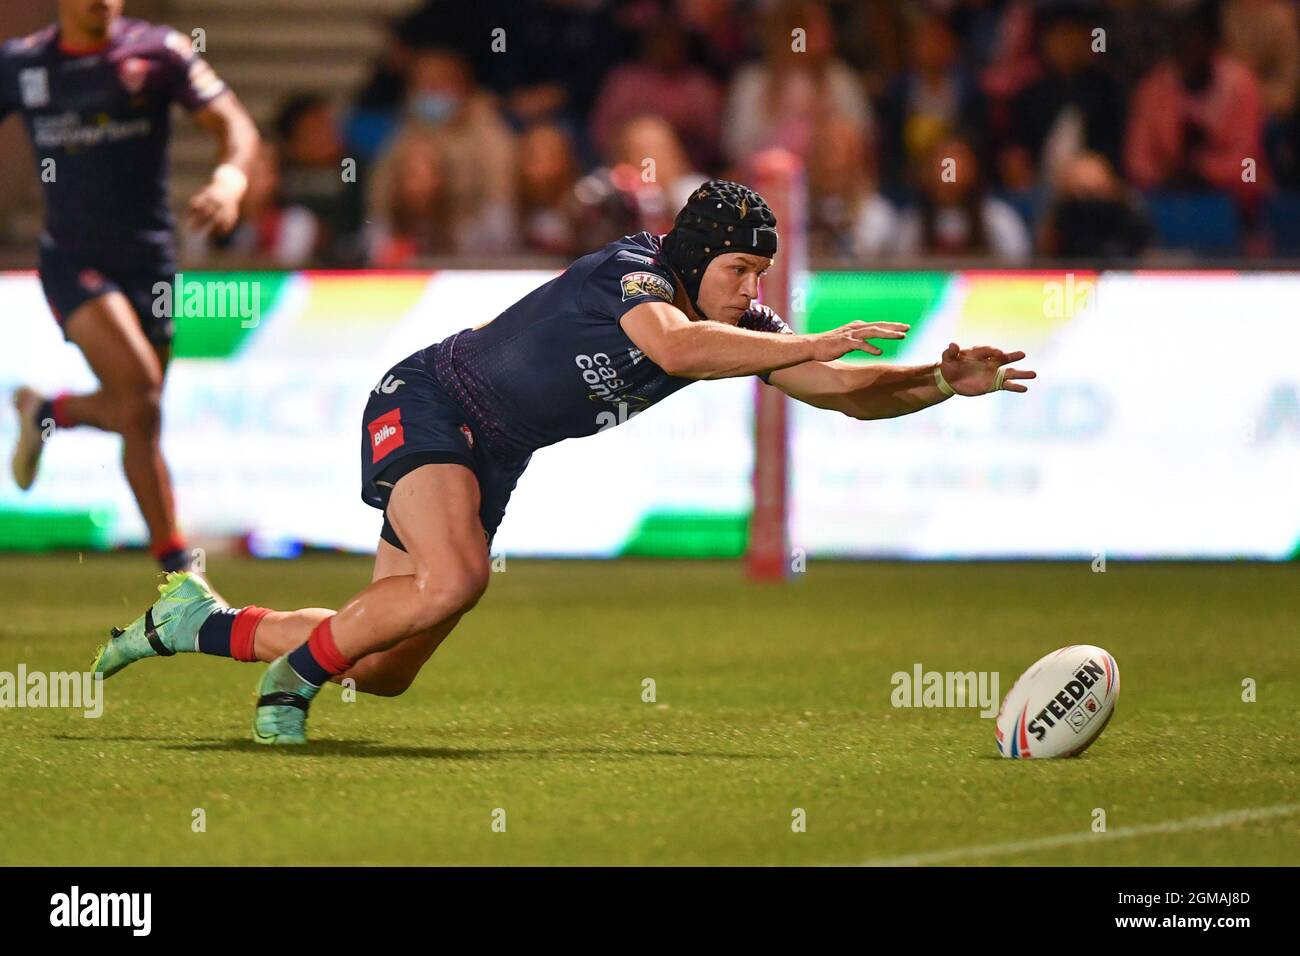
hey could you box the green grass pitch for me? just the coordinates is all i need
[0,554,1296,866]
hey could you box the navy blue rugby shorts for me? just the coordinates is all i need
[360,355,528,551]
[39,245,175,349]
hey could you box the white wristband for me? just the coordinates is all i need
[933,364,956,397]
[213,163,248,198]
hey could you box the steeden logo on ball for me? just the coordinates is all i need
[995,645,1120,759]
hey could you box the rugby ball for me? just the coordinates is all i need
[995,645,1120,759]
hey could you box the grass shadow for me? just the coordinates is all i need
[47,733,779,760]
[160,740,780,760]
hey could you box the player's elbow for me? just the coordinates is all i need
[847,401,910,421]
[236,102,261,146]
[792,387,859,418]
[840,394,891,420]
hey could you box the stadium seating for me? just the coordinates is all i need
[1264,191,1300,255]
[166,0,411,220]
[1143,191,1241,257]
[994,188,1041,234]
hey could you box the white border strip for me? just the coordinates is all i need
[856,803,1300,867]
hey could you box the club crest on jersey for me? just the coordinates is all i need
[459,424,475,449]
[117,58,151,95]
[367,408,404,463]
[620,271,673,303]
[78,269,105,293]
[18,68,49,108]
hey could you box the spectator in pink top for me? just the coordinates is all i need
[590,20,722,171]
[1125,4,1269,208]
[721,0,873,167]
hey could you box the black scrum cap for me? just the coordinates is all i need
[661,180,778,318]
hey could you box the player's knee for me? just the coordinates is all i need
[433,564,489,614]
[412,560,489,626]
[116,387,163,437]
[458,560,492,610]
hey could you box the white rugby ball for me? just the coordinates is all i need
[996,645,1120,759]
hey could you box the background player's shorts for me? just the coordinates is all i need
[360,354,530,551]
[39,246,176,349]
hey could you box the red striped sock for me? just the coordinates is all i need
[230,606,270,662]
[50,393,73,428]
[149,532,188,563]
[307,617,352,673]
[286,616,353,686]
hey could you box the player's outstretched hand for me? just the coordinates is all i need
[187,180,242,237]
[810,321,910,361]
[939,343,1037,395]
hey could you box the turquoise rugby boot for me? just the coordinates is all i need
[92,571,223,678]
[252,655,320,745]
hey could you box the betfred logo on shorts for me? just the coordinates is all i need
[368,408,404,462]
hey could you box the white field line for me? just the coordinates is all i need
[856,803,1300,867]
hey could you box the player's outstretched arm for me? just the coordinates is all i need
[187,91,260,235]
[769,343,1037,420]
[621,301,910,380]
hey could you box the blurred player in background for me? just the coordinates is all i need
[1,0,258,571]
[94,180,1035,744]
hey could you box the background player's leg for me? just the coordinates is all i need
[152,341,172,382]
[60,293,183,565]
[249,538,464,695]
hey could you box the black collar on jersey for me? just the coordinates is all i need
[661,180,778,320]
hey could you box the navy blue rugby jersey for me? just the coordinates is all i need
[427,231,794,462]
[0,18,227,264]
